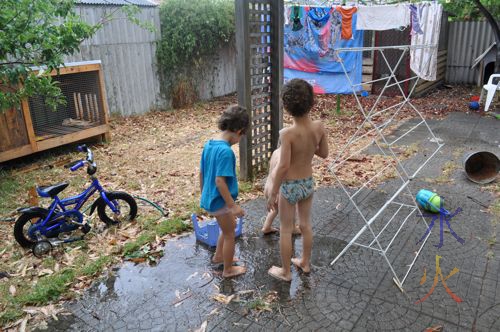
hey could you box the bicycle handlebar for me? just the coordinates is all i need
[70,160,85,172]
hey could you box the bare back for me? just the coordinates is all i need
[280,118,325,180]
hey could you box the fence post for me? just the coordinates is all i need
[270,0,284,151]
[236,0,252,180]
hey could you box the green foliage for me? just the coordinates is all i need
[440,0,500,21]
[157,0,235,106]
[0,0,97,112]
[0,1,155,113]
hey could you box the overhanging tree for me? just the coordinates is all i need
[472,0,500,74]
[0,0,98,112]
[0,0,153,113]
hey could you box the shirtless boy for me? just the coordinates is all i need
[266,79,329,282]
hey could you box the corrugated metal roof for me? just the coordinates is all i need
[76,0,157,7]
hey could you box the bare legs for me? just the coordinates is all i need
[268,194,313,281]
[213,213,246,278]
[262,208,279,234]
[292,195,313,273]
[262,205,302,235]
[268,195,295,282]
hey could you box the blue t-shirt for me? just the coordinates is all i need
[200,140,238,212]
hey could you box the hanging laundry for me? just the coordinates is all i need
[326,10,343,61]
[336,6,357,40]
[304,7,332,57]
[356,4,410,31]
[284,6,363,94]
[410,3,443,81]
[284,5,292,26]
[291,6,303,31]
[410,4,424,34]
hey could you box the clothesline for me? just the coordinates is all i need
[283,0,438,6]
[283,1,443,93]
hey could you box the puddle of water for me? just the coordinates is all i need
[84,233,348,317]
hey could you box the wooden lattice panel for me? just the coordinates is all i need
[237,0,283,180]
[249,1,272,173]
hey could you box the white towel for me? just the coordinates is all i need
[356,4,410,31]
[410,3,443,81]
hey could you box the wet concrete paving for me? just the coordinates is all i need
[42,112,500,331]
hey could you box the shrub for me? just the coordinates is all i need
[157,0,235,108]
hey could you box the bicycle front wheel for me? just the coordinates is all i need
[98,192,137,226]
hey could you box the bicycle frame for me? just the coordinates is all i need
[34,177,117,236]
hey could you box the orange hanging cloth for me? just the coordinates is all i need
[336,6,357,40]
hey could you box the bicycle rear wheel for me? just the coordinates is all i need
[14,212,46,248]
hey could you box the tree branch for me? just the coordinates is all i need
[472,0,500,73]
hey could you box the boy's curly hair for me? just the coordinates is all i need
[218,105,250,134]
[282,79,314,117]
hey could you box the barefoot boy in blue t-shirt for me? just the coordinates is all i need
[200,105,249,278]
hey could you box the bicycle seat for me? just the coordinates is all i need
[36,182,69,198]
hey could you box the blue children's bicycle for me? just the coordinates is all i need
[14,144,137,256]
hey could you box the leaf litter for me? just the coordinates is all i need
[0,86,475,330]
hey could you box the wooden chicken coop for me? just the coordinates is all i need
[0,61,110,163]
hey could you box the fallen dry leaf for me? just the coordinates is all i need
[38,269,54,277]
[9,285,16,296]
[212,293,235,305]
[19,317,28,332]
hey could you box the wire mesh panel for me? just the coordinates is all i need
[236,0,283,180]
[28,70,106,140]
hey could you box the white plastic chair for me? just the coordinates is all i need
[480,73,500,112]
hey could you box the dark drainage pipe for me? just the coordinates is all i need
[463,151,500,184]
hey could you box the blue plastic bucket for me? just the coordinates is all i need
[191,214,243,247]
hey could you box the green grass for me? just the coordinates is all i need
[0,308,24,326]
[123,216,191,256]
[123,233,155,256]
[17,269,76,305]
[79,256,113,277]
[0,254,116,326]
[154,217,190,237]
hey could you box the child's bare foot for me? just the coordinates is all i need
[262,227,279,235]
[291,258,310,273]
[293,225,302,235]
[212,256,239,264]
[268,266,292,282]
[222,265,247,278]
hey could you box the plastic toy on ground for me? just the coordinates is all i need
[191,214,243,247]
